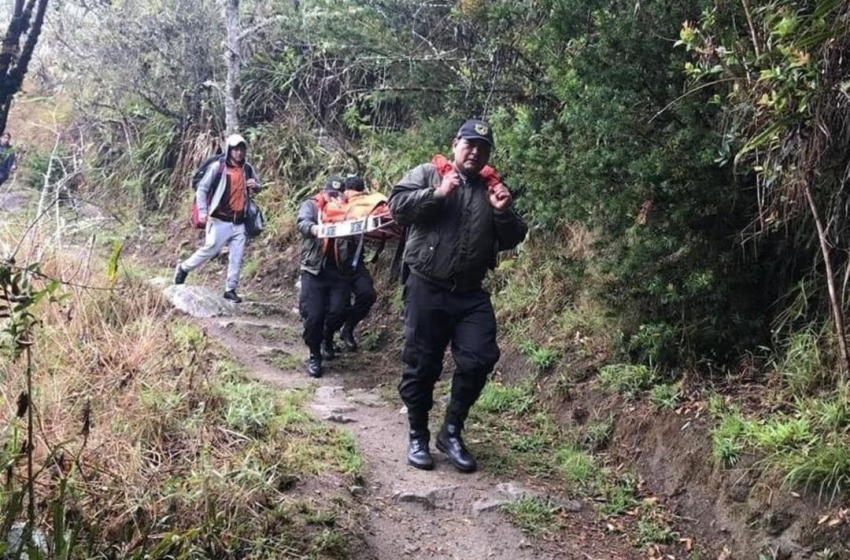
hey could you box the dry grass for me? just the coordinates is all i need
[1,241,362,559]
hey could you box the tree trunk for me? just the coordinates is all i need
[0,0,49,135]
[224,0,241,134]
[804,183,850,377]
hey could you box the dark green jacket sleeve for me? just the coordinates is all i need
[389,164,445,226]
[494,207,528,251]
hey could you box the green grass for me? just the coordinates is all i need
[600,474,639,516]
[517,339,559,372]
[747,417,817,452]
[359,329,383,351]
[217,379,280,437]
[473,382,535,416]
[581,415,615,451]
[555,445,598,491]
[781,442,850,498]
[508,432,549,453]
[598,363,657,399]
[710,392,850,499]
[266,349,303,370]
[777,328,823,395]
[241,256,260,279]
[711,412,748,466]
[502,497,562,536]
[649,382,682,410]
[636,517,676,546]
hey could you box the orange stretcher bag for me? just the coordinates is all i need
[316,191,402,241]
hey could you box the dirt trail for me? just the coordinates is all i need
[163,284,638,560]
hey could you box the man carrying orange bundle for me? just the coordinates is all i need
[389,119,527,472]
[296,177,352,378]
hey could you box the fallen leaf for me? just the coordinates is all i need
[818,515,830,525]
[718,545,733,560]
[680,537,694,551]
[828,517,843,527]
[644,496,661,505]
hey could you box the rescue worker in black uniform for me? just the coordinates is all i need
[338,175,378,352]
[389,120,528,472]
[297,177,353,377]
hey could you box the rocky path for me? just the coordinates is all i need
[162,284,638,560]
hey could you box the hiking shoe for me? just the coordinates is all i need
[307,354,323,378]
[173,264,188,285]
[407,431,434,470]
[223,290,243,303]
[320,338,336,361]
[436,424,477,473]
[340,326,358,353]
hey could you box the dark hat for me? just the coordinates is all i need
[344,175,365,192]
[457,119,494,147]
[323,176,345,193]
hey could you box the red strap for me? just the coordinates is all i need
[430,154,502,188]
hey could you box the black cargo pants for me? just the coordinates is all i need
[399,273,500,433]
[343,266,377,332]
[299,269,351,354]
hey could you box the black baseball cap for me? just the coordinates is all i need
[457,119,494,147]
[323,176,345,193]
[344,175,366,192]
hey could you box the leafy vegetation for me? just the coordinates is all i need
[598,364,658,399]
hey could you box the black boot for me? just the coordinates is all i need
[340,325,358,352]
[307,353,323,378]
[407,430,434,470]
[436,423,477,473]
[173,264,188,285]
[223,290,242,303]
[320,338,336,360]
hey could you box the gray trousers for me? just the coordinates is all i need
[180,218,247,291]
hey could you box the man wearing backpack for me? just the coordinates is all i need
[296,177,354,377]
[389,119,527,472]
[337,175,378,352]
[173,134,261,303]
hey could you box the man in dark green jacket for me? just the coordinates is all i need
[389,119,527,472]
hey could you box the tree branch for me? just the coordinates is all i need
[238,14,286,42]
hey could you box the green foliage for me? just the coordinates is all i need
[636,517,676,546]
[598,364,657,399]
[518,340,559,372]
[501,497,562,537]
[473,382,535,416]
[581,415,615,452]
[555,445,598,491]
[649,383,682,410]
[601,474,640,516]
[216,379,279,437]
[777,328,824,395]
[711,412,748,466]
[20,148,67,191]
[781,441,850,498]
[359,329,383,351]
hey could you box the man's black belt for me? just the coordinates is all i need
[211,212,245,225]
